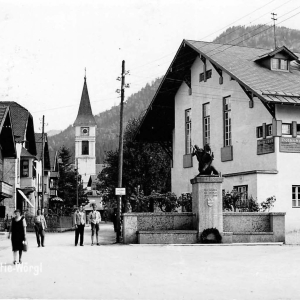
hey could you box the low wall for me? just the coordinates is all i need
[223,212,285,243]
[0,216,74,233]
[123,213,195,244]
[123,212,285,244]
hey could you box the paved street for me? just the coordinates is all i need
[1,223,300,300]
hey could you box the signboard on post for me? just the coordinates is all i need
[257,138,275,155]
[115,188,126,195]
[280,137,300,153]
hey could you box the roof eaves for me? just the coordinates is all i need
[184,40,276,113]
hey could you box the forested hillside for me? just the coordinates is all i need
[213,25,300,52]
[48,25,300,163]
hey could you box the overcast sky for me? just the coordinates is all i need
[0,0,299,131]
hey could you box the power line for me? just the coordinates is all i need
[129,0,286,72]
[130,1,299,78]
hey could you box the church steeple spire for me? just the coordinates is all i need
[73,74,96,126]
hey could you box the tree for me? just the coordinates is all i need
[57,146,87,209]
[98,116,171,209]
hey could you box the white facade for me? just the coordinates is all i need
[171,56,300,238]
[74,125,96,187]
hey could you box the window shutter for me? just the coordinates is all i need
[292,121,297,138]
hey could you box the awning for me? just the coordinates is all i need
[17,189,34,207]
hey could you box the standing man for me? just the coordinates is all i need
[34,209,47,247]
[74,205,85,246]
[88,204,101,246]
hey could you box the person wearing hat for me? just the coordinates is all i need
[88,203,101,245]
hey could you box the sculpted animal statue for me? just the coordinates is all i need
[192,144,219,177]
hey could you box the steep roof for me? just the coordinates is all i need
[0,106,16,158]
[21,147,36,158]
[0,101,30,142]
[186,40,300,100]
[136,40,300,142]
[0,101,37,155]
[73,77,97,126]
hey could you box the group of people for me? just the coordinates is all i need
[8,203,104,264]
[73,203,101,246]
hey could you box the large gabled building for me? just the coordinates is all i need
[136,40,300,239]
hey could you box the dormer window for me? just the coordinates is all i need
[254,46,298,72]
[271,58,288,71]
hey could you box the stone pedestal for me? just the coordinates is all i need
[190,176,224,240]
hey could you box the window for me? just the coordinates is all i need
[21,160,29,177]
[199,69,212,82]
[82,141,89,155]
[267,124,272,136]
[297,124,300,135]
[271,58,288,71]
[32,161,36,178]
[280,59,288,70]
[223,96,231,146]
[203,103,210,145]
[185,109,192,154]
[257,126,263,138]
[234,185,248,200]
[272,58,279,69]
[292,186,300,207]
[282,123,291,135]
[206,69,212,79]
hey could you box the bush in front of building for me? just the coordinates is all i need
[260,196,276,212]
[223,189,276,212]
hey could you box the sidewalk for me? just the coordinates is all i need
[1,222,300,299]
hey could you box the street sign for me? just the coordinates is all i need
[115,188,126,195]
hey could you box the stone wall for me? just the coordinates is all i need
[0,216,74,233]
[123,212,285,244]
[123,212,194,244]
[223,212,285,243]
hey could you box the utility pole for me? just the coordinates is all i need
[116,60,125,243]
[41,115,45,209]
[76,158,78,208]
[271,13,277,49]
[37,174,40,210]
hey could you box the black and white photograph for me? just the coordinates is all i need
[0,0,300,299]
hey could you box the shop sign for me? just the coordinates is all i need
[257,138,274,155]
[280,137,300,153]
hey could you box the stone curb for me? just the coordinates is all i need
[129,242,284,246]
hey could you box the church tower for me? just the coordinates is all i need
[73,75,97,188]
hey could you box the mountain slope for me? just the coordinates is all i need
[213,25,300,51]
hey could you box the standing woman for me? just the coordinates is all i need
[8,209,27,264]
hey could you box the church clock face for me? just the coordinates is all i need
[81,127,89,136]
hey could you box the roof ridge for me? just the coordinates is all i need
[185,39,271,51]
[0,101,30,113]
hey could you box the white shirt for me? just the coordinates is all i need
[89,210,101,224]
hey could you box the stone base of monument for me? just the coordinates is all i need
[191,176,224,243]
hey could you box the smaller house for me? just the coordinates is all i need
[0,106,16,218]
[0,101,37,216]
[35,133,51,213]
[49,150,60,200]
